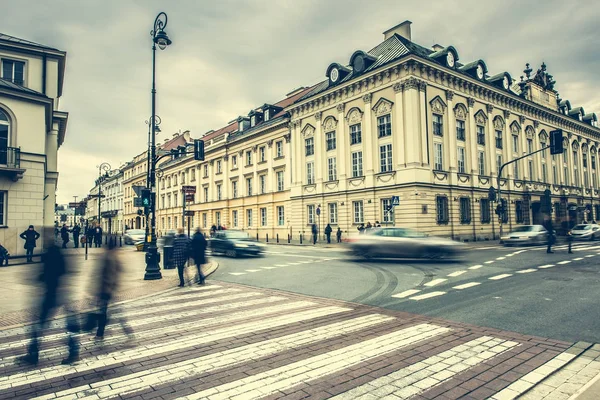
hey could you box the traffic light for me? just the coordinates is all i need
[488,187,497,202]
[541,189,552,214]
[194,139,205,161]
[141,189,151,208]
[550,129,563,155]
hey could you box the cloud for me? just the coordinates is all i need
[1,0,599,203]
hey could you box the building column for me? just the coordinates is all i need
[362,93,375,187]
[393,83,405,168]
[446,91,456,182]
[314,112,324,190]
[403,78,421,166]
[418,83,428,166]
[467,98,477,175]
[336,104,347,191]
[485,105,495,177]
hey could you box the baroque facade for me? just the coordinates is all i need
[0,33,68,254]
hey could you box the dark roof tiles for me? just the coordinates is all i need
[0,32,62,52]
[0,78,48,97]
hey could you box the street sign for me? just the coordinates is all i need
[184,210,195,217]
[68,202,79,208]
[132,185,146,197]
[391,196,400,207]
[182,185,196,194]
[134,197,143,207]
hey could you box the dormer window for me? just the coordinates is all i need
[238,117,250,132]
[429,46,459,69]
[459,60,488,81]
[1,59,25,85]
[264,109,270,122]
[248,111,263,128]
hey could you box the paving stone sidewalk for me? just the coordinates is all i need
[0,279,598,399]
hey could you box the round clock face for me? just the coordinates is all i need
[476,64,484,79]
[503,76,510,89]
[330,68,339,83]
[446,52,455,68]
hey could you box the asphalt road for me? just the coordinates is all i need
[209,240,600,344]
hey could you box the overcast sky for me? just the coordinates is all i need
[2,0,599,204]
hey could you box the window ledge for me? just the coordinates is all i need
[274,156,285,161]
[258,160,267,165]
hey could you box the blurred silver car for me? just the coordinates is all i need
[348,227,466,260]
[123,229,146,245]
[501,225,548,246]
[570,224,600,241]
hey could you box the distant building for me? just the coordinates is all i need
[0,33,68,254]
[54,204,76,227]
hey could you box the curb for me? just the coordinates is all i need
[0,260,219,331]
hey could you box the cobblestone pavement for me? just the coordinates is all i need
[0,280,598,399]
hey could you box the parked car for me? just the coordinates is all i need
[347,227,466,260]
[501,225,549,246]
[209,230,265,257]
[570,224,600,241]
[123,229,146,245]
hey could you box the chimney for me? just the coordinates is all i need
[383,20,412,41]
[432,44,444,52]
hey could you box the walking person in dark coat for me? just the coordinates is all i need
[87,225,94,246]
[191,228,207,285]
[20,225,40,263]
[173,228,191,287]
[19,228,79,365]
[544,217,555,254]
[94,225,103,248]
[72,224,81,249]
[60,224,70,249]
[311,223,318,245]
[324,224,332,244]
[336,227,342,243]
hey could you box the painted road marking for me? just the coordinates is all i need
[484,260,495,264]
[410,291,446,301]
[489,274,512,280]
[453,282,481,290]
[585,255,595,258]
[245,269,261,272]
[391,289,421,299]
[558,260,571,265]
[274,264,288,267]
[468,265,483,270]
[496,256,506,260]
[447,270,466,277]
[424,278,447,287]
[261,266,277,269]
[538,264,555,269]
[573,257,584,261]
[516,269,537,274]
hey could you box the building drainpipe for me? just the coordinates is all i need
[42,53,47,95]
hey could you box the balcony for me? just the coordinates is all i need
[0,147,25,181]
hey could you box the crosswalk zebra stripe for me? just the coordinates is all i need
[0,305,351,390]
[330,336,519,399]
[38,314,396,400]
[139,287,239,305]
[175,323,451,400]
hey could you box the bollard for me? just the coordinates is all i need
[256,233,259,241]
[266,234,269,243]
[300,234,303,244]
[277,234,279,243]
[119,236,122,247]
[288,234,290,243]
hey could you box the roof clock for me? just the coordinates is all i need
[428,46,459,69]
[326,63,351,86]
[476,64,484,80]
[330,67,340,83]
[446,51,455,68]
[458,60,488,81]
[503,76,510,90]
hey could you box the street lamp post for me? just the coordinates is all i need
[144,115,161,251]
[97,162,111,234]
[144,12,172,281]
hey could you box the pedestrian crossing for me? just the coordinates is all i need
[0,282,588,399]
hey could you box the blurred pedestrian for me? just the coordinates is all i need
[336,227,342,243]
[72,224,81,249]
[544,217,554,254]
[19,228,79,365]
[87,224,94,246]
[191,228,207,285]
[324,224,332,244]
[20,225,40,263]
[61,224,70,249]
[567,228,574,254]
[94,225,103,248]
[0,242,9,266]
[311,223,318,245]
[173,227,191,287]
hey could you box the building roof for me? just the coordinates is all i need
[0,32,62,52]
[0,77,48,97]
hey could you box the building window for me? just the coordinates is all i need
[350,124,362,145]
[480,198,490,223]
[1,109,11,162]
[514,162,520,180]
[564,167,569,186]
[203,187,209,202]
[456,120,466,141]
[585,172,589,188]
[306,162,315,184]
[215,212,221,227]
[436,196,449,224]
[246,150,252,166]
[167,194,172,208]
[173,174,178,186]
[167,217,171,229]
[260,207,267,226]
[1,59,25,85]
[433,114,443,136]
[542,163,547,183]
[232,210,238,227]
[232,155,237,168]
[259,147,266,162]
[528,160,534,181]
[476,125,485,145]
[277,206,285,226]
[457,147,466,174]
[203,164,208,177]
[326,131,336,151]
[527,138,533,154]
[246,209,252,227]
[583,153,588,168]
[593,172,597,189]
[478,151,485,176]
[246,177,253,196]
[216,160,222,174]
[380,144,393,173]
[276,141,283,158]
[515,201,524,223]
[352,151,363,177]
[353,201,364,224]
[434,142,443,171]
[512,135,519,153]
[327,157,337,181]
[495,130,503,149]
[328,203,338,224]
[553,165,558,184]
[232,181,238,198]
[276,171,284,191]
[307,205,315,224]
[259,175,266,194]
[305,137,314,156]
[0,191,5,225]
[216,184,222,201]
[202,213,207,228]
[174,216,178,229]
[381,198,393,223]
[459,197,471,224]
[174,193,178,206]
[377,114,392,138]
[592,155,597,170]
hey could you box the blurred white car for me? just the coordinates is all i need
[570,224,600,241]
[348,227,466,260]
[123,229,146,245]
[501,225,548,246]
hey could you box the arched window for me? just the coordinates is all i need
[0,109,10,165]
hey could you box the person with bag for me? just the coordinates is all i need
[60,224,70,249]
[191,228,207,285]
[20,225,40,263]
[324,224,332,244]
[173,227,191,287]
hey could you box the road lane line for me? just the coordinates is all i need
[516,269,537,274]
[538,264,555,269]
[391,289,421,299]
[468,265,483,270]
[558,260,571,265]
[245,269,262,272]
[229,272,246,275]
[573,257,584,261]
[410,291,446,301]
[484,261,494,264]
[447,270,466,277]
[274,264,288,267]
[585,255,595,258]
[453,282,481,290]
[496,256,506,260]
[489,274,512,280]
[424,278,447,287]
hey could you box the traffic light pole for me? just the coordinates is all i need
[497,145,549,238]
